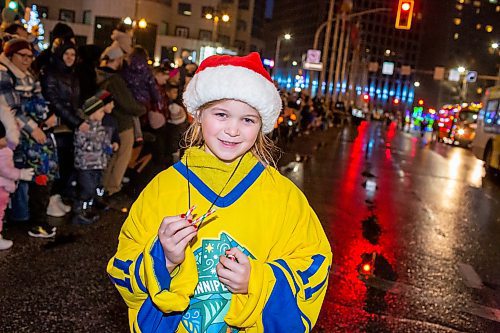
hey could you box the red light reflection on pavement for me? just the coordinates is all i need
[316,122,400,332]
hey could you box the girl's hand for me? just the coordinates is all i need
[158,215,197,273]
[216,248,251,294]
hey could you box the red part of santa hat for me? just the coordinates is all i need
[183,52,282,133]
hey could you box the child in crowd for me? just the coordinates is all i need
[107,52,332,332]
[165,84,188,163]
[0,116,34,250]
[73,90,118,224]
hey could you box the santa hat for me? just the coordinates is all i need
[183,52,281,134]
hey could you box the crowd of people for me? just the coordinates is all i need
[0,19,193,249]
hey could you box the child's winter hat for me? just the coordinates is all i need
[95,89,114,105]
[2,38,32,57]
[83,95,104,115]
[100,43,124,61]
[183,52,282,134]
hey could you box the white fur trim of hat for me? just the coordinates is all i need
[183,52,282,134]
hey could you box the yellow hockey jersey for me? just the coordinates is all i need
[107,147,332,332]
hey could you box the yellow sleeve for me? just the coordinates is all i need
[106,174,199,332]
[225,182,332,332]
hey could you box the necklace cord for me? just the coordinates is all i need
[185,153,245,218]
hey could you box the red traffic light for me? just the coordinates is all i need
[394,98,400,105]
[418,99,424,106]
[395,0,414,30]
[363,94,370,101]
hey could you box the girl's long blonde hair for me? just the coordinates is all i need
[181,99,279,168]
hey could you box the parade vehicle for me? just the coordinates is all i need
[446,103,481,147]
[472,85,500,174]
[436,104,458,141]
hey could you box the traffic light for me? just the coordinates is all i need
[7,1,18,11]
[362,94,370,102]
[395,0,414,30]
[394,98,400,105]
[418,99,424,106]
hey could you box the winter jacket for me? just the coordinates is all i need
[103,113,120,146]
[0,147,20,193]
[107,147,332,333]
[40,54,83,130]
[0,96,19,146]
[0,53,58,181]
[0,53,41,136]
[96,66,146,133]
[121,55,161,109]
[74,120,113,170]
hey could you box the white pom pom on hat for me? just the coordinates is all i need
[182,52,282,134]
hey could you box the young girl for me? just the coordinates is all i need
[0,117,34,250]
[107,52,332,333]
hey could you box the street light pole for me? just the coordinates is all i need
[326,14,340,101]
[329,14,346,102]
[311,7,391,97]
[319,0,336,96]
[274,36,282,77]
[273,34,291,78]
[212,16,219,42]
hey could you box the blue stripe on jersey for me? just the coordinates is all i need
[297,254,326,284]
[136,296,183,332]
[274,259,300,294]
[135,253,147,293]
[263,263,306,332]
[173,161,265,207]
[150,238,171,291]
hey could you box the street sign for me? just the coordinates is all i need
[434,66,445,80]
[401,65,412,75]
[368,62,379,72]
[382,61,394,75]
[306,49,321,63]
[448,69,460,82]
[303,62,323,71]
[466,71,478,83]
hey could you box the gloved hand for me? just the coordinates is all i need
[19,168,34,181]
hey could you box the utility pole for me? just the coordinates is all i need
[326,15,340,103]
[331,14,346,103]
[319,0,335,97]
[339,22,351,102]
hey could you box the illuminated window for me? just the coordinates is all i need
[485,25,493,32]
[473,0,481,6]
[476,23,482,29]
[454,18,462,25]
[454,33,459,39]
[497,5,500,12]
[456,4,463,10]
[476,8,480,13]
[458,0,464,3]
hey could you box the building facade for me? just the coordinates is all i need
[266,0,424,112]
[20,0,261,65]
[418,0,499,107]
[353,0,424,111]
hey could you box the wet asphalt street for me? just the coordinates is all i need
[1,121,499,332]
